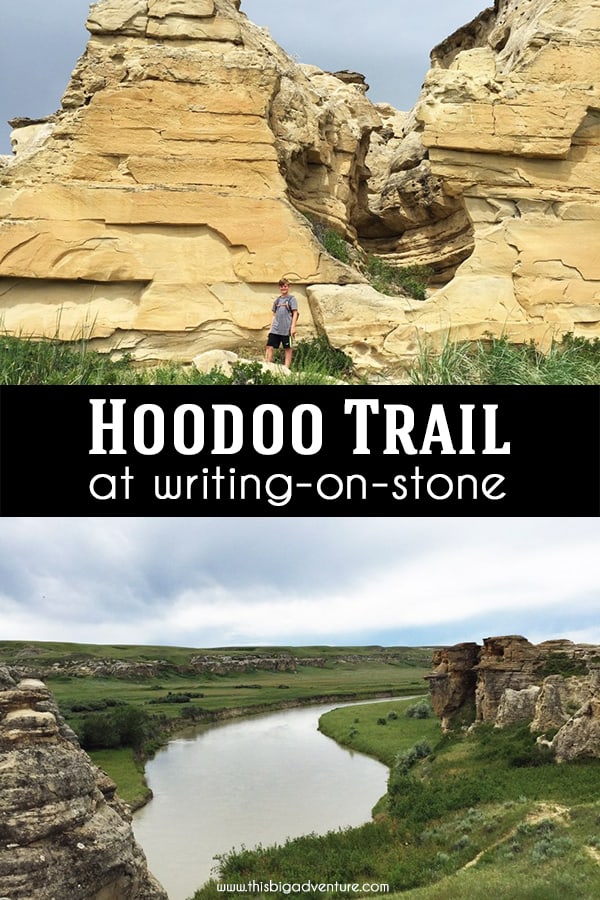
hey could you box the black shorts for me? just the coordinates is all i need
[267,332,291,349]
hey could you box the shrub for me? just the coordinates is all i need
[541,652,588,678]
[306,217,351,264]
[475,723,554,768]
[366,256,432,300]
[406,699,433,719]
[229,361,278,385]
[292,336,355,378]
[321,229,350,264]
[79,704,150,751]
[392,739,433,776]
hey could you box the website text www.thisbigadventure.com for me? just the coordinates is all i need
[216,881,390,895]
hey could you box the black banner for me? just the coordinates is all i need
[0,385,598,515]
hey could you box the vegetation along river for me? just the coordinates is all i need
[133,700,395,900]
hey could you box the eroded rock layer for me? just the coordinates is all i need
[426,636,600,763]
[0,0,375,361]
[411,0,600,348]
[0,0,598,370]
[0,668,167,899]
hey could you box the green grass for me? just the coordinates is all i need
[88,747,151,808]
[410,334,600,385]
[0,333,357,385]
[318,696,438,768]
[2,328,599,386]
[366,256,433,301]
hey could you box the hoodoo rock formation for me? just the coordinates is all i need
[427,636,600,763]
[0,0,598,371]
[0,667,167,899]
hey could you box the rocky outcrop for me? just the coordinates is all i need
[4,646,421,682]
[552,693,600,763]
[426,636,600,763]
[531,674,593,733]
[1,0,598,372]
[406,0,600,349]
[0,667,167,899]
[474,635,547,723]
[425,642,479,731]
[495,685,540,727]
[0,0,374,362]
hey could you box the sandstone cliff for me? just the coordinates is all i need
[404,0,600,350]
[0,0,376,363]
[0,0,598,372]
[0,667,167,899]
[426,636,600,763]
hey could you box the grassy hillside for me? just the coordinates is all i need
[193,698,600,900]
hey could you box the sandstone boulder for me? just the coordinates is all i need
[192,349,292,379]
[552,697,600,763]
[425,642,479,731]
[495,685,541,727]
[475,635,545,723]
[531,674,593,733]
[411,0,600,349]
[0,0,370,363]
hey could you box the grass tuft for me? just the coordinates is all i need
[410,334,600,385]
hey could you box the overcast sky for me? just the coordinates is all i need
[1,518,598,650]
[0,0,487,154]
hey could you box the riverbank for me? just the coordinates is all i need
[193,701,600,900]
[93,688,422,810]
[4,640,430,808]
[134,699,396,900]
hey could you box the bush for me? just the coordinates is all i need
[229,361,278,385]
[321,229,350,264]
[475,723,554,768]
[147,691,205,705]
[541,652,588,678]
[392,739,433,776]
[292,336,355,378]
[406,699,433,719]
[306,217,351,264]
[366,256,432,300]
[79,704,150,751]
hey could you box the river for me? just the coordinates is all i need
[133,699,396,900]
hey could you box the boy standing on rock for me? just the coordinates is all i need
[265,278,299,368]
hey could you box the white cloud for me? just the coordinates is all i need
[0,518,597,648]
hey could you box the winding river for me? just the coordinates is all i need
[133,700,395,900]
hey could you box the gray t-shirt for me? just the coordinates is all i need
[271,295,298,336]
